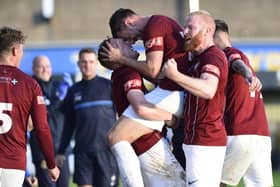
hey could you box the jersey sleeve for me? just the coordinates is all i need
[143,17,165,53]
[30,82,56,169]
[123,71,143,95]
[201,52,227,79]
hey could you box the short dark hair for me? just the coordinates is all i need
[109,8,136,38]
[0,26,26,54]
[78,47,96,59]
[214,19,229,33]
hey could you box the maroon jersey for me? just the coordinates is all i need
[223,47,270,136]
[111,66,146,116]
[0,65,55,170]
[111,66,163,155]
[142,15,188,91]
[184,46,228,146]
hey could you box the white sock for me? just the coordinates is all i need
[111,141,144,187]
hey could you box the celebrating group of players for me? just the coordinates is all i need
[98,8,273,187]
[0,7,273,187]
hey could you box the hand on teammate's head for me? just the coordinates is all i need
[110,38,139,59]
[98,37,139,71]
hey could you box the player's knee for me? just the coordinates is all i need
[107,127,125,146]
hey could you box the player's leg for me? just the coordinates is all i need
[109,117,157,187]
[172,118,186,169]
[220,136,254,186]
[183,144,226,187]
[108,116,154,187]
[0,168,25,187]
[108,116,154,144]
[109,87,185,187]
[139,137,186,187]
[243,136,273,187]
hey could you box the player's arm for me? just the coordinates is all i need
[30,83,60,181]
[231,59,253,83]
[231,59,262,91]
[163,58,218,99]
[100,41,164,79]
[127,89,172,121]
[127,89,177,128]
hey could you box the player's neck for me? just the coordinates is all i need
[0,55,18,67]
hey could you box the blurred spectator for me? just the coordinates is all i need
[29,55,72,187]
[57,48,119,187]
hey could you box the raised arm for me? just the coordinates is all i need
[100,41,163,79]
[231,59,262,92]
[231,59,253,84]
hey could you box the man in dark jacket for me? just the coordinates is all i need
[29,55,72,187]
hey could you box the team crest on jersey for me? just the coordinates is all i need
[124,79,142,92]
[202,64,220,76]
[228,53,241,62]
[74,93,82,102]
[11,78,18,85]
[37,96,45,105]
[144,37,163,49]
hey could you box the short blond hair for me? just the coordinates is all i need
[187,10,215,35]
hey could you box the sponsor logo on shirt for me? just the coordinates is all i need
[124,79,142,92]
[144,37,163,49]
[0,76,11,83]
[37,96,45,105]
[202,64,220,77]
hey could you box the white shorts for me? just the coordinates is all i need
[123,87,185,131]
[221,135,273,187]
[182,144,226,187]
[139,138,186,187]
[0,168,25,187]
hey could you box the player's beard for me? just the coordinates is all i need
[184,30,204,52]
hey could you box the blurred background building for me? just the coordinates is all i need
[1,0,280,170]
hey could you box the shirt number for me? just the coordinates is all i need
[0,102,13,134]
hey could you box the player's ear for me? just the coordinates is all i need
[11,46,17,56]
